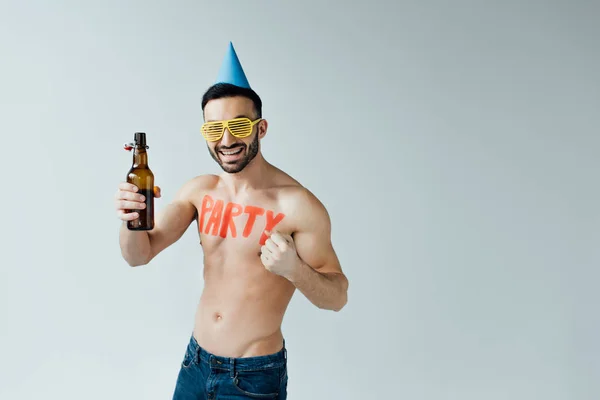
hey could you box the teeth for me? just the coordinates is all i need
[221,148,242,155]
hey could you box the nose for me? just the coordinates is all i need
[219,127,237,147]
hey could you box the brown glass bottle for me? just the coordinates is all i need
[126,132,154,230]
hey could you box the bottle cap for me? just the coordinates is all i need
[134,132,147,147]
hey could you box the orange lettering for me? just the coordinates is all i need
[200,196,286,241]
[199,195,214,233]
[243,206,265,237]
[260,211,285,245]
[219,202,243,238]
[204,200,224,236]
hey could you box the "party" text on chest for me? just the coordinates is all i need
[198,195,285,245]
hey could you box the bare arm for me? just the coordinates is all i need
[119,179,199,266]
[288,190,348,311]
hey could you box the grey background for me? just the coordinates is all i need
[0,0,598,399]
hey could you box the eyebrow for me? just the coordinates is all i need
[205,114,251,123]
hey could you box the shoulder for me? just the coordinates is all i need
[173,174,221,200]
[271,168,330,220]
[282,185,327,212]
[279,184,331,232]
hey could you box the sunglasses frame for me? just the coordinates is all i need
[201,117,263,142]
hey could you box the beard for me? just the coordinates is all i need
[208,132,260,174]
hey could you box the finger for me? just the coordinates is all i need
[266,230,292,244]
[118,182,139,192]
[116,190,146,202]
[278,231,293,243]
[117,209,139,221]
[260,245,272,256]
[269,232,289,247]
[264,238,280,253]
[153,186,161,198]
[260,252,271,268]
[260,245,270,254]
[116,200,146,210]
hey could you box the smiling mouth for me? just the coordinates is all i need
[219,147,244,156]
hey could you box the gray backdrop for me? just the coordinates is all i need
[1,0,598,399]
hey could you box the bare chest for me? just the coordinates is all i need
[194,192,293,256]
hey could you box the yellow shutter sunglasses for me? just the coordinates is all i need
[201,117,262,142]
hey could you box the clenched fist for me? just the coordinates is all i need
[260,230,301,281]
[115,182,161,221]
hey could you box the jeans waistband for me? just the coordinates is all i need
[187,334,287,372]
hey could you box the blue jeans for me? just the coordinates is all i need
[172,335,288,399]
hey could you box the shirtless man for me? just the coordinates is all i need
[114,45,348,400]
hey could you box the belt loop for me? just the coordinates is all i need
[230,357,236,378]
[192,335,200,365]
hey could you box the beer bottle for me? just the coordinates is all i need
[124,132,154,230]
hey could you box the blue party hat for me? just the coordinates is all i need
[215,42,251,89]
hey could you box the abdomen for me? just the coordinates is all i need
[192,254,295,358]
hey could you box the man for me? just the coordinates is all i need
[115,42,348,399]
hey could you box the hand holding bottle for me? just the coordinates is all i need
[118,132,157,230]
[115,183,161,222]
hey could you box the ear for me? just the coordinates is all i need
[258,119,268,139]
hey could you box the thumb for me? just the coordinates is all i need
[153,186,162,198]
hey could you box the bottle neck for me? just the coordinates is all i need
[132,147,148,167]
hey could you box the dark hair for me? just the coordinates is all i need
[201,83,262,118]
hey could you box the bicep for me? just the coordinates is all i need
[148,200,196,257]
[292,199,343,276]
[294,230,342,276]
[147,183,198,259]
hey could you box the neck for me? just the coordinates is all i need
[222,152,271,193]
[133,147,148,167]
